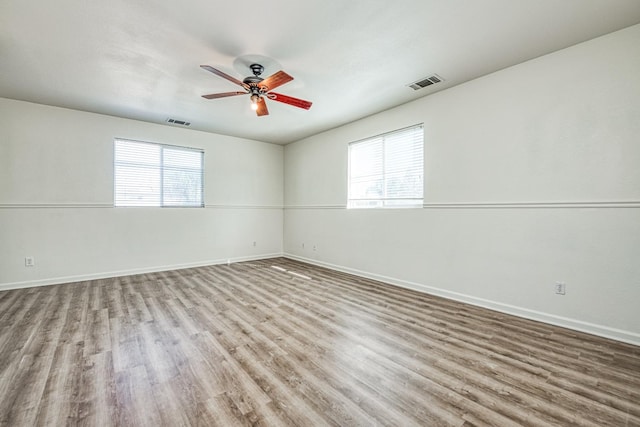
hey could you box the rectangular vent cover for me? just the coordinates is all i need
[408,74,443,90]
[166,118,191,126]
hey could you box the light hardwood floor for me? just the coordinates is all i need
[0,258,639,426]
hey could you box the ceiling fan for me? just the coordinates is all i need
[200,63,312,116]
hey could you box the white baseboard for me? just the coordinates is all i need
[0,253,283,292]
[5,251,637,347]
[283,253,640,347]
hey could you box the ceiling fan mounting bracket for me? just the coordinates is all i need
[249,63,264,77]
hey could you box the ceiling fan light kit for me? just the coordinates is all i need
[201,63,312,117]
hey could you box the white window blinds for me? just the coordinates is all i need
[114,139,204,207]
[348,124,423,208]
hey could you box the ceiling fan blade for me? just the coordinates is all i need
[256,97,269,116]
[258,71,293,91]
[200,65,247,88]
[269,92,313,110]
[202,91,247,99]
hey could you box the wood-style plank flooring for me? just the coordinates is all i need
[1,258,639,426]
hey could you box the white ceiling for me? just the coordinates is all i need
[2,1,640,145]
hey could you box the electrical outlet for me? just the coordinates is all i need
[25,256,35,267]
[253,241,257,247]
[302,243,305,249]
[555,282,566,295]
[313,245,317,251]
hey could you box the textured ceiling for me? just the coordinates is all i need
[2,0,640,144]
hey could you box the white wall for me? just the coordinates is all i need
[284,24,640,344]
[2,25,639,345]
[0,98,283,289]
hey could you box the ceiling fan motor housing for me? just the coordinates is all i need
[243,75,264,86]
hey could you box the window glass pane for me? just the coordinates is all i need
[163,168,203,206]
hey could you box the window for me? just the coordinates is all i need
[114,139,204,207]
[348,124,423,208]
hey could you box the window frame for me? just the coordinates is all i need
[347,124,424,209]
[113,138,204,208]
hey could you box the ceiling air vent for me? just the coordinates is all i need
[166,118,191,127]
[408,74,444,91]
